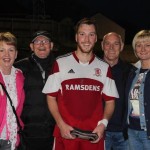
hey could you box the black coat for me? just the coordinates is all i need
[106,59,132,134]
[14,53,55,138]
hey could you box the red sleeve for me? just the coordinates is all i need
[49,61,59,75]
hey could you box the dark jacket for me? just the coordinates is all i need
[106,59,132,133]
[14,53,55,138]
[125,66,150,139]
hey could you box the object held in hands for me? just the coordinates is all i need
[70,127,98,141]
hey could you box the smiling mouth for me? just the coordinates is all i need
[3,58,11,61]
[39,49,46,51]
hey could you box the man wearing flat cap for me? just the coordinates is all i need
[14,31,55,150]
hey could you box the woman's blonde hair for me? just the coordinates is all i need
[132,30,150,50]
[0,32,17,48]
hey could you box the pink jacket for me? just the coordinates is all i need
[0,68,25,146]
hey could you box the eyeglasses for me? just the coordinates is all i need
[33,39,50,45]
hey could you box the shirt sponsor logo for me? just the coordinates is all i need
[65,84,100,91]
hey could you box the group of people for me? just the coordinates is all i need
[0,17,149,150]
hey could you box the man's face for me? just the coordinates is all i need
[75,24,97,54]
[30,35,53,59]
[102,33,123,62]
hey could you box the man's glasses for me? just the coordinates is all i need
[33,39,50,45]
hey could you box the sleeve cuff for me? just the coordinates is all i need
[97,119,108,128]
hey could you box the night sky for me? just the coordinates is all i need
[0,0,150,44]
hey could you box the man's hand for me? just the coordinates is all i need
[91,123,105,143]
[58,121,75,140]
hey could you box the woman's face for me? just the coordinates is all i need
[135,40,150,61]
[0,41,17,74]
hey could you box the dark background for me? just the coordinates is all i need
[0,0,150,44]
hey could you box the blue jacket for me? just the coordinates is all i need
[125,66,150,139]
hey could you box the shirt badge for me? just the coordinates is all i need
[94,68,101,76]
